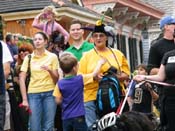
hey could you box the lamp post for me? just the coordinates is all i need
[142,27,148,39]
[141,26,149,64]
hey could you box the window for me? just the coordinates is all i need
[116,34,126,56]
[128,37,138,72]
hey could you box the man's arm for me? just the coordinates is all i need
[2,41,13,79]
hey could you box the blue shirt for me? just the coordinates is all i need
[7,43,18,68]
[58,75,85,120]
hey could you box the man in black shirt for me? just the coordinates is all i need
[148,16,175,74]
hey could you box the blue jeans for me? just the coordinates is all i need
[84,101,98,131]
[63,116,87,131]
[0,94,5,131]
[28,91,57,131]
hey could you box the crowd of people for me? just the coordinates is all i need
[1,4,175,131]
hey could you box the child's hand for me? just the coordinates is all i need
[145,83,153,92]
[133,75,145,82]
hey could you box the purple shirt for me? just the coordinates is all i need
[58,75,85,120]
[32,18,69,44]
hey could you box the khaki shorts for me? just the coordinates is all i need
[4,91,11,130]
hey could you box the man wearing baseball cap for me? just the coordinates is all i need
[148,15,175,75]
[147,16,175,129]
[159,16,175,29]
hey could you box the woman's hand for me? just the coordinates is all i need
[97,57,107,66]
[22,99,30,111]
[93,58,107,81]
[93,73,104,82]
[36,12,44,19]
[41,65,59,84]
[40,65,50,72]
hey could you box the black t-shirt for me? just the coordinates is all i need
[162,50,175,79]
[161,49,175,95]
[147,38,175,71]
[132,83,152,113]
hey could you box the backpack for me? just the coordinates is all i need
[96,66,122,118]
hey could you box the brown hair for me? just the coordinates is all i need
[70,19,83,27]
[59,52,78,74]
[136,64,148,73]
[35,32,48,42]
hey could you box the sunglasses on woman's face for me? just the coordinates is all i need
[43,12,53,18]
[19,48,27,53]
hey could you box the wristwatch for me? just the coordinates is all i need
[144,76,147,81]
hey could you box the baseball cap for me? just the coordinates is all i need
[160,16,175,29]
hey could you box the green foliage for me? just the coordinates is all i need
[17,36,33,47]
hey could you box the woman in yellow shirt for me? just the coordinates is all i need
[78,20,130,130]
[19,32,59,131]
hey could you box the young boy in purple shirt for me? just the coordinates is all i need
[55,52,106,131]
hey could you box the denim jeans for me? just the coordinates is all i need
[63,116,87,131]
[84,101,98,131]
[28,91,57,131]
[0,93,5,131]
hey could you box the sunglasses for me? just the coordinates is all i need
[19,48,27,53]
[43,12,53,18]
[92,33,106,38]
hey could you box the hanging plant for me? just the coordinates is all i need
[17,35,33,47]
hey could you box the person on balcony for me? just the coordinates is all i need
[32,5,69,45]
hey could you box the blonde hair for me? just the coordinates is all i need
[42,5,58,16]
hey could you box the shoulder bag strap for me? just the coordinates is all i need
[26,54,32,88]
[108,47,122,74]
[94,48,112,66]
[27,54,31,75]
[94,47,121,74]
[45,21,54,34]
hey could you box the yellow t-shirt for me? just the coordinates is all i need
[21,50,58,93]
[78,48,130,102]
